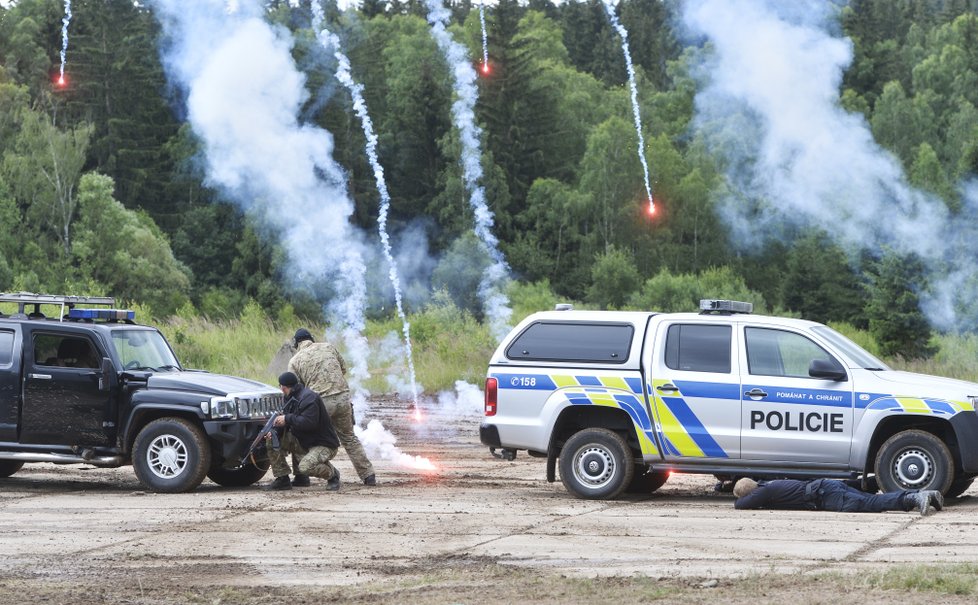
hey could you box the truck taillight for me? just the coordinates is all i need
[485,377,498,416]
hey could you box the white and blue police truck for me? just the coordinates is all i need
[480,300,978,500]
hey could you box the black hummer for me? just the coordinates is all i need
[0,293,282,492]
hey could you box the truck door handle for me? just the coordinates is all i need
[656,384,679,393]
[745,388,768,398]
[29,373,52,380]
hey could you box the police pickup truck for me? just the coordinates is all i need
[0,293,282,492]
[481,300,978,500]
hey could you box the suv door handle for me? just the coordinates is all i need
[745,388,768,399]
[29,373,52,380]
[656,384,679,393]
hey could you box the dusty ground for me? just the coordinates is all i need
[1,397,977,604]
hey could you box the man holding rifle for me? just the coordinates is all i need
[264,371,341,491]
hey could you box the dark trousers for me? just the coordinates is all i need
[808,479,908,512]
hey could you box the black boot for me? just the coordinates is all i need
[363,474,377,486]
[265,475,292,491]
[326,469,340,491]
[292,474,311,487]
[922,490,944,511]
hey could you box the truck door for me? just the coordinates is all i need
[739,326,853,463]
[647,320,741,460]
[21,331,113,446]
[0,328,19,442]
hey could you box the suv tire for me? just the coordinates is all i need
[207,459,269,488]
[559,428,634,500]
[874,429,954,494]
[133,418,211,493]
[0,460,24,478]
[944,475,975,499]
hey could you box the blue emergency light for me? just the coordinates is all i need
[67,308,135,321]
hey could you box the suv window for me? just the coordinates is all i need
[34,334,100,369]
[664,324,732,373]
[746,327,842,378]
[506,321,633,363]
[0,330,13,365]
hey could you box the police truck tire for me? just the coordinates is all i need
[626,466,669,494]
[559,428,634,500]
[133,418,211,493]
[0,460,24,478]
[207,460,269,487]
[944,476,975,499]
[874,430,954,495]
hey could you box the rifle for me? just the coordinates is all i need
[239,413,281,466]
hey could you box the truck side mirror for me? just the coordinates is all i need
[809,358,847,382]
[99,357,118,392]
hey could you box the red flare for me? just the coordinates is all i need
[647,201,656,216]
[54,74,67,88]
[481,63,490,75]
[410,404,424,423]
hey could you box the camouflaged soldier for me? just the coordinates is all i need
[288,328,377,486]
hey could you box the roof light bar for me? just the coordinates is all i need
[699,299,753,314]
[67,308,135,321]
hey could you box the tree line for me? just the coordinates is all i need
[1,0,977,358]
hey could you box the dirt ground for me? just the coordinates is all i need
[1,397,977,604]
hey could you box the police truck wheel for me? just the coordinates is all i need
[0,460,24,478]
[133,418,211,493]
[944,476,975,499]
[625,466,669,494]
[559,428,634,500]
[874,430,953,494]
[207,459,269,488]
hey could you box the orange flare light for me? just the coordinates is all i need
[55,74,67,88]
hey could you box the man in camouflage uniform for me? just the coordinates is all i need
[265,371,341,491]
[288,328,377,486]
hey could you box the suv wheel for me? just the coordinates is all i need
[133,418,211,493]
[874,429,954,494]
[207,459,269,488]
[944,475,975,499]
[0,460,24,478]
[559,428,634,500]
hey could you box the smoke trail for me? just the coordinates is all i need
[600,0,654,213]
[152,0,372,387]
[682,0,978,331]
[423,0,513,341]
[479,0,489,73]
[58,0,72,85]
[311,4,420,405]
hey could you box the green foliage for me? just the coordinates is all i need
[865,251,937,359]
[781,232,866,326]
[431,232,490,316]
[508,278,568,321]
[72,173,191,315]
[586,246,640,309]
[629,266,767,313]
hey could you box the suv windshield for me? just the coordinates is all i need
[110,329,180,371]
[812,326,889,370]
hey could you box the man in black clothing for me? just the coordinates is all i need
[265,372,341,491]
[733,478,944,515]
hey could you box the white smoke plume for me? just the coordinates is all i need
[313,3,420,405]
[59,0,72,84]
[601,0,655,211]
[423,0,514,341]
[152,0,373,382]
[682,0,978,331]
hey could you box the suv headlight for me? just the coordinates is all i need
[208,396,236,419]
[236,397,251,419]
[968,396,978,411]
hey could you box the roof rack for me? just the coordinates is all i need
[0,292,122,322]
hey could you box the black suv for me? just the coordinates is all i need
[0,293,282,492]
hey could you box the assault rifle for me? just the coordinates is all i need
[239,413,281,466]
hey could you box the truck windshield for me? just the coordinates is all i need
[110,330,180,371]
[811,326,889,371]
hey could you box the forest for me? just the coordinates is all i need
[2,0,978,382]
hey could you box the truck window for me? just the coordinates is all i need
[0,330,13,365]
[505,321,633,363]
[34,334,100,369]
[664,324,731,373]
[745,327,841,378]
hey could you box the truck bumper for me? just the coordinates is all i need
[203,419,266,464]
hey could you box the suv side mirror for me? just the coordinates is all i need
[809,358,847,381]
[99,357,118,392]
